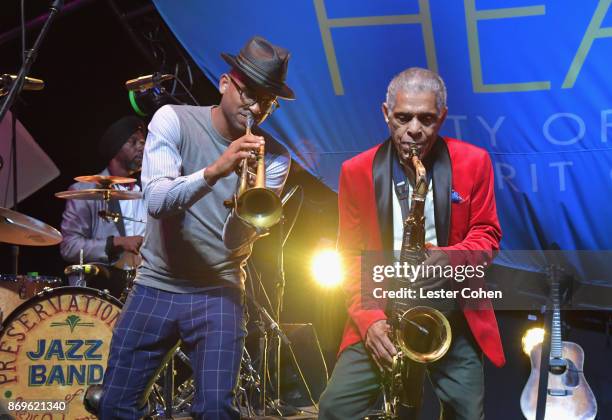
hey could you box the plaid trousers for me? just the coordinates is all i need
[99,283,246,420]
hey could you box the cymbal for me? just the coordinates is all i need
[0,207,62,246]
[55,189,143,201]
[74,175,136,186]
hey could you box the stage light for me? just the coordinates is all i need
[521,327,545,356]
[311,249,343,288]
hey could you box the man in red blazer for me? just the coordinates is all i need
[318,68,504,420]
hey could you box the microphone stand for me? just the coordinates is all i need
[274,185,301,325]
[273,185,302,411]
[1,0,63,274]
[244,273,290,416]
[275,214,285,408]
[0,0,63,122]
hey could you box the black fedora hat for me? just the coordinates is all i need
[221,36,295,100]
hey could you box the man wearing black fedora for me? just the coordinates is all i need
[99,36,295,419]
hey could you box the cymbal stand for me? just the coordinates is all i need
[240,347,261,418]
[145,345,262,417]
[78,249,85,286]
[10,110,18,275]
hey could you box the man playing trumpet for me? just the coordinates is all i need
[99,36,294,420]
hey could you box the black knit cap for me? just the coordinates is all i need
[98,116,145,162]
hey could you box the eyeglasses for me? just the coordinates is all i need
[228,74,279,114]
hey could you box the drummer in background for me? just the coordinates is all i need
[59,116,147,297]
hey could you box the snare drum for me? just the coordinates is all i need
[0,274,61,322]
[66,263,136,302]
[0,286,122,419]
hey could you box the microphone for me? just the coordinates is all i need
[0,74,44,96]
[125,73,174,91]
[98,210,120,223]
[98,210,145,224]
[126,73,181,116]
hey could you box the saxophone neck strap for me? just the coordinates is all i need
[392,157,410,221]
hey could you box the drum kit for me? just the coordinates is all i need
[0,174,141,321]
[0,175,269,419]
[0,174,147,419]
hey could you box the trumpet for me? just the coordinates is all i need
[225,113,283,229]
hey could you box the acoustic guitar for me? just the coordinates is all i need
[520,266,597,420]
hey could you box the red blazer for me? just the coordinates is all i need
[337,137,505,368]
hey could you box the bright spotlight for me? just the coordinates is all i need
[311,249,343,288]
[521,327,546,356]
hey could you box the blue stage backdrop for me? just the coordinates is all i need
[153,0,612,271]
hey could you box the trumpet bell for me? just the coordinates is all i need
[236,187,282,229]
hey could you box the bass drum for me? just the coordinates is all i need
[0,274,62,323]
[0,286,122,419]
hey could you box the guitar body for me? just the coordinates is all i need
[520,341,597,420]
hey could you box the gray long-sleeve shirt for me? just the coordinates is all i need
[135,105,290,292]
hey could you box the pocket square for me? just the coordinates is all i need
[451,190,463,203]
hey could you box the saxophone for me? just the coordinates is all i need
[382,146,452,420]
